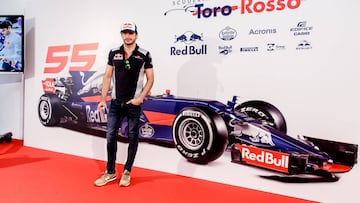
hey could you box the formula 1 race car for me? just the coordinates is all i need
[38,71,358,182]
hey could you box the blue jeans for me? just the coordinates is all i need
[106,99,141,174]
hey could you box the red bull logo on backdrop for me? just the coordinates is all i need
[171,31,207,56]
[164,0,302,18]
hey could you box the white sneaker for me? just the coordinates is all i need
[94,171,117,186]
[119,170,131,187]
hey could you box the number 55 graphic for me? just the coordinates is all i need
[44,43,98,73]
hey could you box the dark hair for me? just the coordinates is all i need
[0,20,13,29]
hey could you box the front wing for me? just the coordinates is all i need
[231,139,358,182]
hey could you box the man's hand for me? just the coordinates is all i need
[126,97,143,106]
[97,101,107,112]
[10,60,17,67]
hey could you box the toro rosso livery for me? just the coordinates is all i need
[38,71,358,182]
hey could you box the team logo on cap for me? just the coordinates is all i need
[121,22,136,32]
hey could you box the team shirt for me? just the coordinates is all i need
[107,45,153,101]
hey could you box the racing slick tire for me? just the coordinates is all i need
[172,106,228,164]
[38,94,62,126]
[235,100,287,133]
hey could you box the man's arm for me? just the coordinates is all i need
[97,64,113,111]
[128,68,154,105]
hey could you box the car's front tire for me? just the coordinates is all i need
[38,94,61,126]
[172,107,228,164]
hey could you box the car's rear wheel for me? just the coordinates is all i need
[172,106,228,164]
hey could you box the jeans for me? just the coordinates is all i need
[106,99,141,174]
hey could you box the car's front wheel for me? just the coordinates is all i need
[38,94,61,126]
[172,107,228,164]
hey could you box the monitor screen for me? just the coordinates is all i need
[0,15,24,72]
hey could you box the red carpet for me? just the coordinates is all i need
[0,139,317,203]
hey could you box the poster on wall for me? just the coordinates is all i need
[23,0,360,202]
[38,70,358,183]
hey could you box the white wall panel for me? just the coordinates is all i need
[3,0,359,202]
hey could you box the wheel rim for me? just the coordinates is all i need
[178,118,205,150]
[39,101,50,120]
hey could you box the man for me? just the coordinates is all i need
[0,20,22,71]
[94,22,154,187]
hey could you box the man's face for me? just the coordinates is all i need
[1,27,10,36]
[121,31,137,46]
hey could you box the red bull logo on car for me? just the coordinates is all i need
[86,105,107,123]
[237,144,290,173]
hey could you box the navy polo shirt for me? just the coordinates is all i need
[107,45,153,101]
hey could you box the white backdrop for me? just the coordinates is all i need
[7,0,359,202]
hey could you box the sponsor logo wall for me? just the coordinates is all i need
[22,0,360,202]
